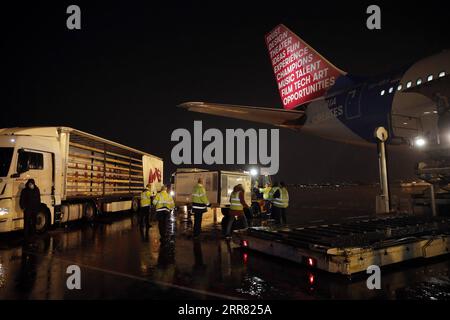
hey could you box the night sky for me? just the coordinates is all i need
[2,1,450,183]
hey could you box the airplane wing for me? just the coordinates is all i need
[178,102,305,130]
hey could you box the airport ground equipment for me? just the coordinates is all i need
[171,169,252,225]
[171,169,252,207]
[0,127,163,233]
[234,215,450,275]
[413,145,450,216]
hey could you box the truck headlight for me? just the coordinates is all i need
[0,208,9,216]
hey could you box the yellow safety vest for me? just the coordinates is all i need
[259,187,271,200]
[140,189,152,207]
[153,191,175,212]
[229,191,243,211]
[268,186,279,202]
[191,183,209,209]
[273,187,289,208]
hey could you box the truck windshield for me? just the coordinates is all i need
[0,147,14,177]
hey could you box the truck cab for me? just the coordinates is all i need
[0,128,61,233]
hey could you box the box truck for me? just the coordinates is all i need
[170,169,252,207]
[0,127,163,233]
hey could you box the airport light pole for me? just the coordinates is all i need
[375,127,390,213]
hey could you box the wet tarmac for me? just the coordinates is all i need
[0,186,450,300]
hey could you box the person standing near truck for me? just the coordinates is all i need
[139,183,153,229]
[191,178,210,239]
[153,185,175,241]
[19,179,41,242]
[224,184,249,240]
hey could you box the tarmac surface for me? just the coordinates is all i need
[0,185,449,300]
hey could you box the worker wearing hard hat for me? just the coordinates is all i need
[271,181,289,224]
[139,183,153,229]
[153,185,175,241]
[191,178,210,239]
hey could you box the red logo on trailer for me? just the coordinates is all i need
[265,24,345,110]
[149,168,161,183]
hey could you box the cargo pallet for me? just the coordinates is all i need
[233,215,450,275]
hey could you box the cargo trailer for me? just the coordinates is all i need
[0,127,163,233]
[170,169,252,207]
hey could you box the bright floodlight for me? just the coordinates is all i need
[414,137,426,147]
[250,168,258,176]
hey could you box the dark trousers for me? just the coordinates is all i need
[264,201,271,215]
[139,206,150,227]
[23,211,36,240]
[192,207,206,237]
[272,206,287,224]
[281,208,287,224]
[156,210,170,240]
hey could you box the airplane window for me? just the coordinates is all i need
[397,84,402,91]
[406,81,412,88]
[389,87,394,93]
[380,90,385,96]
[416,78,422,85]
[427,75,433,81]
[439,71,446,78]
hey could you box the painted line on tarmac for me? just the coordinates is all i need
[24,249,242,300]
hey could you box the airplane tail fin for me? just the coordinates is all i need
[265,24,346,110]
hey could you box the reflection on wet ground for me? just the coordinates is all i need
[0,186,450,299]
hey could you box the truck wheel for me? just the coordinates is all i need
[84,202,97,222]
[131,198,140,214]
[35,206,50,234]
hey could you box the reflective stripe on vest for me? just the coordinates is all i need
[260,187,271,200]
[229,191,243,211]
[153,191,175,211]
[268,186,279,202]
[191,184,209,206]
[273,187,289,208]
[140,189,151,207]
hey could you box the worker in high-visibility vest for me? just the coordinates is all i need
[153,185,175,241]
[139,183,153,229]
[259,183,272,201]
[224,184,249,239]
[271,181,289,224]
[191,178,210,239]
[259,183,272,214]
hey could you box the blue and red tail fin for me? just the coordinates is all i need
[265,24,346,110]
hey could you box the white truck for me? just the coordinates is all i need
[0,127,163,233]
[170,169,252,207]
